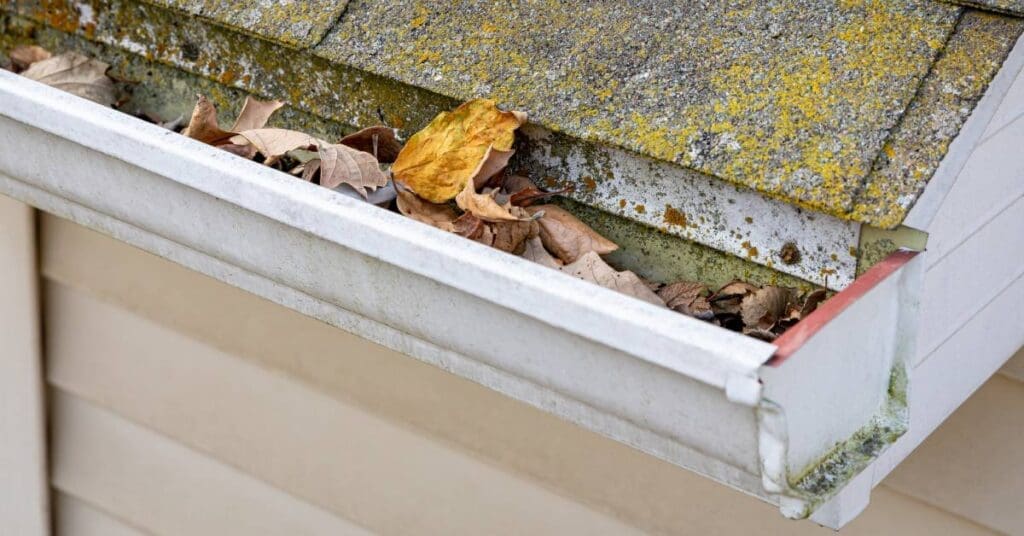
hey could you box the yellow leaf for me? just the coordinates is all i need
[392,99,526,203]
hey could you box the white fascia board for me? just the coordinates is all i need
[904,31,1024,231]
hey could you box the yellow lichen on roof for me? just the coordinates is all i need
[317,0,962,221]
[851,10,1024,227]
[143,0,350,47]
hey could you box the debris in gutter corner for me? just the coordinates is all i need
[7,45,829,340]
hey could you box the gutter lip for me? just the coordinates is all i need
[0,70,775,390]
[770,249,921,365]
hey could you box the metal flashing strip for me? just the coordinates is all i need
[519,126,861,290]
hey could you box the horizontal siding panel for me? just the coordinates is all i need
[53,492,148,536]
[916,194,1024,363]
[49,390,371,536]
[886,375,1024,534]
[39,213,786,535]
[39,216,1004,535]
[925,114,1024,267]
[43,280,642,536]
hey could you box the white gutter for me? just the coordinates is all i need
[0,71,926,528]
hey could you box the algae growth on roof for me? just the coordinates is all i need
[142,0,350,47]
[317,0,965,222]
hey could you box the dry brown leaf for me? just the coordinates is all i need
[510,184,572,207]
[455,180,534,223]
[710,280,759,315]
[521,236,563,269]
[21,51,115,105]
[450,209,537,254]
[561,252,664,307]
[392,99,526,203]
[486,210,539,253]
[339,126,402,163]
[451,213,486,238]
[658,281,714,320]
[501,175,573,207]
[316,144,389,198]
[800,289,828,318]
[10,45,51,71]
[470,146,516,190]
[184,95,283,148]
[230,129,326,165]
[525,204,618,263]
[300,159,321,182]
[218,142,258,159]
[182,96,235,145]
[396,186,459,229]
[230,96,284,132]
[742,327,778,342]
[740,286,795,329]
[502,175,537,194]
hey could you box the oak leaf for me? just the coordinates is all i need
[21,51,115,105]
[392,99,526,203]
[315,144,389,198]
[561,252,664,306]
[339,126,402,163]
[525,204,618,263]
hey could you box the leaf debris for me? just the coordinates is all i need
[8,45,830,341]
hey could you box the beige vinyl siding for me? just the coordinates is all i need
[1001,347,1024,384]
[0,196,49,536]
[887,373,1024,534]
[52,492,148,536]
[37,214,1009,535]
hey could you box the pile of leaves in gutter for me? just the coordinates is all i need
[7,46,828,341]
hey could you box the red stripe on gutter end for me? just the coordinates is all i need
[769,249,919,366]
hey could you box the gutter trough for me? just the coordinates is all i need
[0,71,925,528]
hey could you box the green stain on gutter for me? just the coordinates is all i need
[787,361,909,512]
[856,225,929,276]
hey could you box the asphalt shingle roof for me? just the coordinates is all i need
[33,0,1024,226]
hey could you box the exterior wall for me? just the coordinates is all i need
[0,195,48,536]
[35,213,1009,535]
